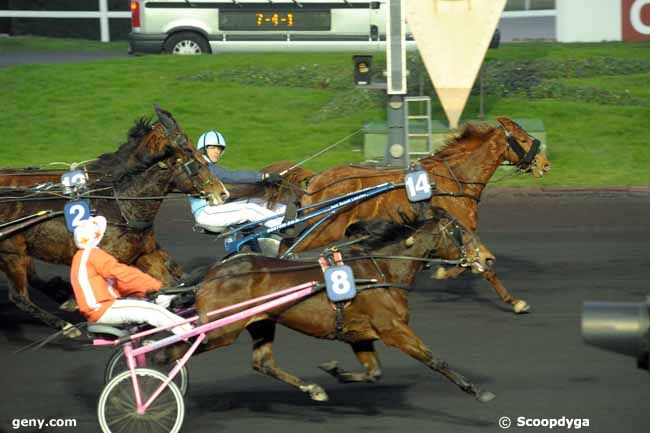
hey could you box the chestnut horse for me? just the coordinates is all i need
[0,107,228,336]
[160,209,496,403]
[286,116,551,314]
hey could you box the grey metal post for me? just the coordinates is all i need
[384,0,408,167]
[385,95,407,166]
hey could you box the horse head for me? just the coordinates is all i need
[346,207,494,275]
[405,207,496,274]
[496,116,551,178]
[132,105,229,205]
[261,161,314,207]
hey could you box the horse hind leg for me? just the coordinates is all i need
[378,320,495,403]
[25,257,74,307]
[0,238,79,337]
[247,320,329,402]
[319,340,382,383]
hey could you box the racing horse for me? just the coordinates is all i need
[286,116,551,314]
[0,106,229,336]
[159,209,497,403]
[227,161,314,208]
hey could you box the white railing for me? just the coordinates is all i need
[0,0,130,43]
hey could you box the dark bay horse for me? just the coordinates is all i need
[289,116,551,314]
[160,210,496,403]
[227,161,314,207]
[0,107,229,336]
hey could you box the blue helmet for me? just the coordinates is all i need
[196,130,227,153]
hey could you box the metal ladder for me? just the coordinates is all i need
[403,96,433,160]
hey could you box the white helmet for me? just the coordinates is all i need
[196,130,227,153]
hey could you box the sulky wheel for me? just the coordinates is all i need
[104,347,189,396]
[98,368,185,433]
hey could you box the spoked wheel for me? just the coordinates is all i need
[98,368,185,433]
[104,348,189,396]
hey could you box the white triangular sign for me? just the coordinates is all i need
[406,0,506,128]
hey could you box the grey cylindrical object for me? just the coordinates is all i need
[582,299,650,358]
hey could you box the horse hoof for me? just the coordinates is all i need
[476,390,496,403]
[59,298,79,312]
[432,267,447,280]
[513,300,530,314]
[62,323,81,339]
[318,360,339,374]
[302,384,329,402]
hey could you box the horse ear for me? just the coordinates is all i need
[495,116,522,133]
[154,103,176,135]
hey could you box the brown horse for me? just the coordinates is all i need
[0,107,229,336]
[160,209,496,403]
[286,116,550,314]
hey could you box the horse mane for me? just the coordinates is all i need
[344,207,425,249]
[344,205,455,249]
[422,122,497,161]
[89,117,168,181]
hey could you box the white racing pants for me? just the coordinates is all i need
[195,198,286,233]
[96,299,193,336]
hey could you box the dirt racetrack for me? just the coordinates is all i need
[0,189,648,433]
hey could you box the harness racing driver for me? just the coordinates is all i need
[189,130,286,233]
[70,216,192,336]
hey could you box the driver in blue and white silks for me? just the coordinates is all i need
[190,130,286,233]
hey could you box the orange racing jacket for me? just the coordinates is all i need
[70,247,163,322]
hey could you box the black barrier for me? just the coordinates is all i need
[582,296,650,371]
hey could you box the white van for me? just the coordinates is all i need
[128,0,416,54]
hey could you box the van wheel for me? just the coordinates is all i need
[164,32,210,55]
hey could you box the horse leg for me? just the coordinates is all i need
[474,241,529,314]
[0,238,80,337]
[154,319,248,367]
[431,266,465,280]
[247,320,329,402]
[432,253,530,314]
[482,270,530,314]
[25,257,74,307]
[378,320,495,402]
[319,340,382,383]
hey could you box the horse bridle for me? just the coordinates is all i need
[397,215,482,270]
[161,126,220,200]
[500,126,542,171]
[434,218,482,269]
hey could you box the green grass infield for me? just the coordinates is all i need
[1,37,648,187]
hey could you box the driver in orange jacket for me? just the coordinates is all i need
[70,216,192,336]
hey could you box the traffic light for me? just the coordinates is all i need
[353,55,373,86]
